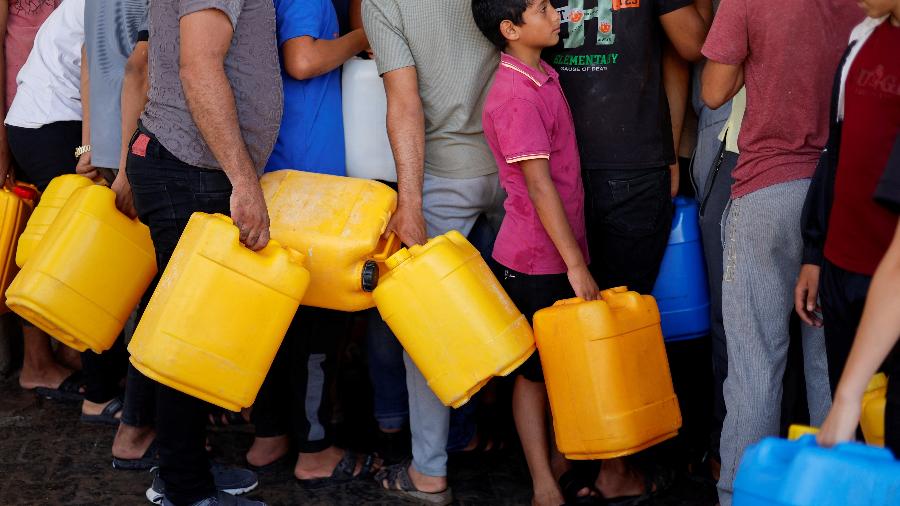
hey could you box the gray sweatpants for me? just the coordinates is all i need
[405,171,505,477]
[717,178,831,505]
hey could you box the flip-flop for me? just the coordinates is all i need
[112,439,159,471]
[296,450,379,490]
[560,465,606,505]
[376,458,454,506]
[603,466,674,506]
[33,371,85,402]
[80,396,124,426]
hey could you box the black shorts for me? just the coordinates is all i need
[494,263,574,383]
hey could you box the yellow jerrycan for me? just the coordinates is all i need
[16,174,94,267]
[860,373,887,447]
[0,183,38,313]
[128,213,310,412]
[260,170,399,311]
[373,230,535,408]
[6,185,156,353]
[533,287,682,460]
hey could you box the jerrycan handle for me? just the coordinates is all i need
[552,297,585,307]
[372,232,400,263]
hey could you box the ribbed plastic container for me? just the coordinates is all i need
[128,213,310,412]
[534,287,682,459]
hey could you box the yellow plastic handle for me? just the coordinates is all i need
[788,424,819,441]
[372,232,400,263]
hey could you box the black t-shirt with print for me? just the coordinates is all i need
[543,0,692,170]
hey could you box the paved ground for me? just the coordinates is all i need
[0,352,719,506]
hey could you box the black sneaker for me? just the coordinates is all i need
[161,491,265,506]
[146,465,259,504]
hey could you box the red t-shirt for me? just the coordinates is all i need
[701,0,862,198]
[824,20,900,276]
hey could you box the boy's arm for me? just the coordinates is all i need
[699,0,748,108]
[521,159,599,301]
[818,219,900,446]
[663,41,689,197]
[659,0,712,62]
[110,39,149,219]
[282,30,369,81]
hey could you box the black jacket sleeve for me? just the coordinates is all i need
[800,43,855,266]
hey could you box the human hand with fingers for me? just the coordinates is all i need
[794,264,822,327]
[230,181,270,251]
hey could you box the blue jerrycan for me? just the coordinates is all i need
[734,435,900,506]
[651,196,710,341]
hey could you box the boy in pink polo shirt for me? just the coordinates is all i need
[473,1,599,504]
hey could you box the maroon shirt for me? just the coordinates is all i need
[483,53,589,275]
[825,20,900,276]
[702,0,862,198]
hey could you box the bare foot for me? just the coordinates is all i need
[246,435,290,468]
[112,424,155,460]
[82,398,123,418]
[18,362,76,391]
[532,487,565,506]
[596,459,647,499]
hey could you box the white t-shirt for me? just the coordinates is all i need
[5,0,85,129]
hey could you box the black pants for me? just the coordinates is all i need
[583,167,673,294]
[127,125,233,505]
[887,362,900,457]
[820,260,873,394]
[697,148,737,457]
[8,120,129,405]
[496,265,575,383]
[252,307,350,453]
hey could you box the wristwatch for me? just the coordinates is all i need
[74,144,92,159]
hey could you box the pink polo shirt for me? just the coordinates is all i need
[483,53,589,276]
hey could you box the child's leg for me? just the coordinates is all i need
[513,373,562,505]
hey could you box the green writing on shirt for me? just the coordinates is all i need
[552,53,619,66]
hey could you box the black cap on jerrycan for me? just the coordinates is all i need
[361,260,379,292]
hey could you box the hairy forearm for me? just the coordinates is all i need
[386,94,425,208]
[118,42,149,171]
[180,62,256,187]
[834,223,900,403]
[524,162,587,270]
[284,29,368,81]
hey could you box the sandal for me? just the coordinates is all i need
[603,466,674,506]
[560,465,606,505]
[112,439,159,471]
[33,371,85,402]
[296,450,379,490]
[376,459,454,506]
[81,396,124,426]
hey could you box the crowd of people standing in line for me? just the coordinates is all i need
[0,0,898,505]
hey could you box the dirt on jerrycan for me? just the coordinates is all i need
[373,230,535,408]
[533,287,682,459]
[6,185,157,353]
[0,183,37,313]
[260,170,399,311]
[128,213,310,412]
[15,174,94,267]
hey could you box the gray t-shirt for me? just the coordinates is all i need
[141,0,282,173]
[362,0,498,179]
[85,0,148,170]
